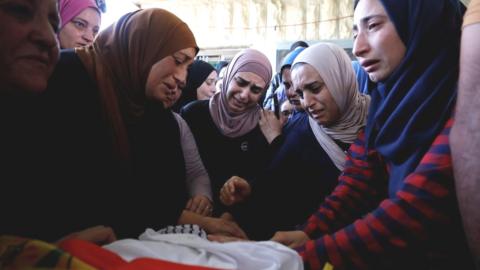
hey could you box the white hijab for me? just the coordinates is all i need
[292,43,370,171]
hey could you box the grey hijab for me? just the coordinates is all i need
[293,43,370,170]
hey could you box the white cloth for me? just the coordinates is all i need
[104,228,303,270]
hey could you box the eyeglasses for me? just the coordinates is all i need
[96,0,106,13]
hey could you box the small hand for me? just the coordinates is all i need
[57,225,117,245]
[186,195,213,216]
[270,230,310,249]
[219,176,251,206]
[259,109,282,144]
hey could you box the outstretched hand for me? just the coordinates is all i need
[220,176,251,206]
[57,225,117,246]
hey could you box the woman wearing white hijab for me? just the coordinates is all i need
[218,43,370,240]
[296,42,370,171]
[181,48,273,215]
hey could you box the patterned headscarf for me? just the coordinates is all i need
[293,42,370,170]
[209,49,272,138]
[76,8,198,160]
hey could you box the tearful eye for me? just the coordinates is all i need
[281,110,293,117]
[295,89,304,98]
[368,23,379,30]
[234,77,249,87]
[250,87,262,94]
[205,79,215,86]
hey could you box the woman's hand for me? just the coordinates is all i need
[208,234,251,243]
[270,230,310,249]
[259,109,282,144]
[220,176,251,206]
[57,225,117,245]
[186,195,213,216]
[201,216,248,239]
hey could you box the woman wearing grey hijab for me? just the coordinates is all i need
[296,42,370,171]
[218,43,370,240]
[181,48,273,214]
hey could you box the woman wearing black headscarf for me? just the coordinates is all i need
[173,60,216,112]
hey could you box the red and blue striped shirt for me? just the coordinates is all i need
[297,117,472,269]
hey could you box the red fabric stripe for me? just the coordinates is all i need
[305,240,322,270]
[323,235,344,269]
[379,200,422,239]
[353,220,383,253]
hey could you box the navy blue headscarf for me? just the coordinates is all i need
[363,0,464,196]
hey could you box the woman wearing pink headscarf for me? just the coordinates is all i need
[58,0,102,49]
[181,48,273,217]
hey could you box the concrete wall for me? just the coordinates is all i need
[137,0,355,67]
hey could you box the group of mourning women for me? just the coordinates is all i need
[1,0,478,269]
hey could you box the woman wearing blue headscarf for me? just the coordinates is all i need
[268,0,474,269]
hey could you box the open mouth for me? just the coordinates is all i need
[361,59,380,73]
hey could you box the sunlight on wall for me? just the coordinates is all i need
[100,0,139,31]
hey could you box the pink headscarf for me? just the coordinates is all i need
[209,48,272,138]
[59,0,100,29]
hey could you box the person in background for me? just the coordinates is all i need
[181,49,273,215]
[260,40,308,106]
[280,46,306,115]
[58,0,101,49]
[279,99,293,126]
[218,43,369,240]
[173,60,217,112]
[215,60,229,93]
[451,0,480,267]
[263,46,305,113]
